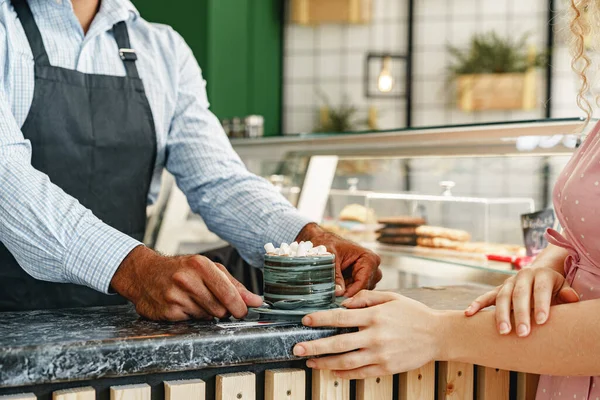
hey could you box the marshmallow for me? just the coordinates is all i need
[280,243,291,256]
[296,243,307,257]
[315,245,327,255]
[290,241,299,252]
[305,241,313,250]
[264,243,276,254]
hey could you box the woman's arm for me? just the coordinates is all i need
[294,291,600,379]
[443,298,600,375]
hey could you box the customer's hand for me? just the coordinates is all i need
[110,246,263,321]
[293,290,441,379]
[296,223,382,297]
[465,267,579,337]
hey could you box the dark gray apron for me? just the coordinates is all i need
[0,0,157,311]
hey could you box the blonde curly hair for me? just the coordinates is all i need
[570,0,594,124]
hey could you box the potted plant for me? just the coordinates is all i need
[447,32,547,111]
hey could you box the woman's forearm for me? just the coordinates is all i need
[440,299,600,375]
[529,243,568,274]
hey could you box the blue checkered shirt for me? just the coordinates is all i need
[0,0,311,293]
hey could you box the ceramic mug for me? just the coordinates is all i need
[263,254,336,309]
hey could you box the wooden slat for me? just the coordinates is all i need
[0,395,36,400]
[110,384,151,400]
[356,375,393,400]
[216,372,255,400]
[53,387,95,400]
[312,369,350,400]
[399,362,436,400]
[438,362,474,399]
[517,373,540,400]
[165,379,205,400]
[477,367,509,400]
[265,369,305,400]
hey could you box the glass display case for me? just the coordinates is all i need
[228,118,587,288]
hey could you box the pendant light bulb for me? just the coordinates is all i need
[377,56,394,93]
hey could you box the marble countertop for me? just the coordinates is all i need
[0,284,489,388]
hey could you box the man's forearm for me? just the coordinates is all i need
[439,299,600,376]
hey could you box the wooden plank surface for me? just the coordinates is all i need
[312,369,350,400]
[517,373,540,400]
[165,379,205,400]
[216,372,255,400]
[110,384,151,400]
[399,362,436,400]
[53,387,95,400]
[356,375,393,400]
[477,367,509,400]
[265,369,305,400]
[0,395,36,400]
[438,362,474,399]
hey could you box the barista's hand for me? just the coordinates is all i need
[465,267,579,337]
[293,290,440,379]
[110,246,263,321]
[296,223,382,297]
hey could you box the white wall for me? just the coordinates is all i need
[283,0,582,134]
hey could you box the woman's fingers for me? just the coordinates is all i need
[557,285,579,304]
[494,278,515,335]
[303,307,372,328]
[341,290,399,309]
[294,331,367,357]
[512,271,534,337]
[306,350,372,371]
[532,268,565,325]
[465,288,500,316]
[333,364,390,380]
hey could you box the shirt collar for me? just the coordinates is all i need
[97,0,140,24]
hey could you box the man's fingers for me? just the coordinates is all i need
[335,261,346,296]
[214,263,262,307]
[344,260,374,297]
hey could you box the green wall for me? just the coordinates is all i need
[133,0,283,136]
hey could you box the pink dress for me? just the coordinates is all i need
[536,120,600,400]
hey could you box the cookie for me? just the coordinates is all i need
[377,235,418,246]
[377,216,426,226]
[377,226,418,236]
[415,226,471,242]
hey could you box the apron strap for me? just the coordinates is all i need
[10,0,50,66]
[112,21,140,79]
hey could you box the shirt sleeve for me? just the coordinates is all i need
[0,88,141,293]
[165,32,312,267]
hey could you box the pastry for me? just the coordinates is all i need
[415,226,471,242]
[339,204,377,223]
[417,237,464,250]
